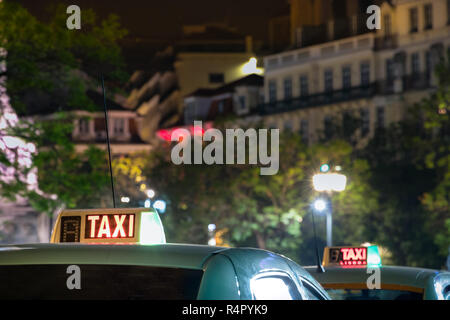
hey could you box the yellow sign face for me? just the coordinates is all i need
[51,208,165,245]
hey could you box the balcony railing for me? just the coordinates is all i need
[297,15,371,49]
[259,84,376,115]
[374,35,398,51]
[258,75,433,116]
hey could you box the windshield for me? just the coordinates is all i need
[326,288,423,300]
[0,265,203,300]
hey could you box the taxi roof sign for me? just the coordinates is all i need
[51,208,166,245]
[322,245,382,268]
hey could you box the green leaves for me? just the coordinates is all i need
[0,2,128,116]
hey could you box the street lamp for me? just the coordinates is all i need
[312,165,347,247]
[208,224,216,246]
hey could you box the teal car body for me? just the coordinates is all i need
[0,243,330,300]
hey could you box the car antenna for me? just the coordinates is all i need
[101,75,116,208]
[311,208,325,273]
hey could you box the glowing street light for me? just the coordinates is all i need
[312,165,347,246]
[208,224,216,246]
[241,57,264,75]
[313,199,327,212]
[153,200,166,213]
[146,189,155,198]
[312,172,347,192]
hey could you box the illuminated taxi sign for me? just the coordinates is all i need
[322,246,382,268]
[85,214,135,239]
[51,208,165,245]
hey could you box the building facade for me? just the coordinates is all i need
[257,0,450,145]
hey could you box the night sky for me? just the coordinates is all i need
[14,0,290,41]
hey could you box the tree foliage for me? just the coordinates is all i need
[0,2,128,213]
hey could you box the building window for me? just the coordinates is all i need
[238,96,246,110]
[300,119,309,144]
[324,69,333,93]
[300,75,309,97]
[383,14,392,36]
[376,106,385,128]
[268,80,277,103]
[283,77,292,100]
[218,100,225,114]
[426,51,432,81]
[386,58,395,80]
[447,0,450,24]
[411,52,420,75]
[78,118,90,135]
[342,66,351,90]
[424,4,433,30]
[324,116,333,140]
[113,118,125,135]
[360,108,370,137]
[360,62,370,86]
[209,73,224,84]
[284,120,293,132]
[409,7,418,33]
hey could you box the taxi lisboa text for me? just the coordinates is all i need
[170,121,279,176]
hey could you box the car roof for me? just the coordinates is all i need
[0,243,230,270]
[304,265,440,289]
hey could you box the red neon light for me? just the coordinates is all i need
[157,122,214,141]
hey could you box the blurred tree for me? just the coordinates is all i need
[0,2,128,213]
[0,2,128,116]
[142,131,377,263]
[361,52,449,268]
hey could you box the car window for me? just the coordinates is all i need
[0,264,203,300]
[251,273,302,300]
[302,280,326,300]
[443,285,450,300]
[326,288,422,300]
